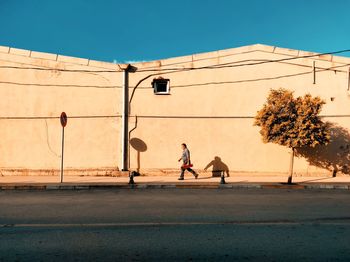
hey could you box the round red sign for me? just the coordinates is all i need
[60,112,67,127]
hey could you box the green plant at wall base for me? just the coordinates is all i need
[254,88,330,184]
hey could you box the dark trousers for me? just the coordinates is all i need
[180,167,196,178]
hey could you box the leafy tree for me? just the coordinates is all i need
[254,88,330,184]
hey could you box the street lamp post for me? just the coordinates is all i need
[120,64,131,171]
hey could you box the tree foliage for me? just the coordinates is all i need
[254,88,330,149]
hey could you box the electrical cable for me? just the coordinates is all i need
[1,62,349,90]
[0,115,121,120]
[1,49,350,120]
[0,65,118,73]
[134,48,350,73]
[0,48,349,74]
[0,81,122,88]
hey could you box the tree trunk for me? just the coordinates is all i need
[287,147,295,184]
[332,166,337,177]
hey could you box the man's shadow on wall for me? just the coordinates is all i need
[295,123,350,176]
[204,156,230,177]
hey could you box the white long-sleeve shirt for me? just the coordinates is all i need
[181,148,190,164]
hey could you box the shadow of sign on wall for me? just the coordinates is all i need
[130,138,147,173]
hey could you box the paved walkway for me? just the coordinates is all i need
[1,173,350,190]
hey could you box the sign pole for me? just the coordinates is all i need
[60,126,65,183]
[60,112,68,183]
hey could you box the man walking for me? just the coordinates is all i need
[178,143,198,180]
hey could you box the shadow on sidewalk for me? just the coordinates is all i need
[299,177,335,183]
[196,176,215,180]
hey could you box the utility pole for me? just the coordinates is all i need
[120,64,131,171]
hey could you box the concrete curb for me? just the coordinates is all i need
[0,183,349,190]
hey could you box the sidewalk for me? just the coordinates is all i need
[1,173,350,190]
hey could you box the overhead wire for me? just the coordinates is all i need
[1,48,350,120]
[0,48,349,74]
[0,65,118,73]
[1,48,349,93]
[134,48,350,73]
[0,81,122,88]
[2,113,349,121]
[0,62,349,90]
[126,52,350,108]
[127,48,350,103]
[0,115,121,120]
[168,62,350,88]
[127,114,350,119]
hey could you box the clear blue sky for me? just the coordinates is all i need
[0,0,349,62]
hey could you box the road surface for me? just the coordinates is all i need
[0,189,349,261]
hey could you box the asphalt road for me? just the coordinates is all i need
[0,189,350,261]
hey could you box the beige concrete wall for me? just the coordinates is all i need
[1,44,350,176]
[129,45,350,176]
[0,48,122,175]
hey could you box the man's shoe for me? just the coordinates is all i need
[194,173,198,179]
[178,177,184,180]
